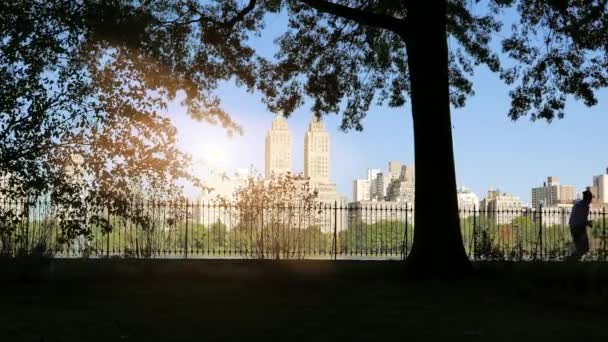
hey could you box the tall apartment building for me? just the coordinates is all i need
[304,117,330,183]
[591,167,608,204]
[303,117,342,205]
[531,176,575,208]
[371,172,386,201]
[264,115,292,178]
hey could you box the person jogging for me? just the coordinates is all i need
[568,190,593,261]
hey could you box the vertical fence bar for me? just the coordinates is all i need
[538,204,543,260]
[603,207,606,260]
[403,203,408,260]
[24,199,29,255]
[106,204,110,258]
[333,201,338,260]
[472,206,477,260]
[184,200,189,259]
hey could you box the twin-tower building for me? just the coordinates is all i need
[265,115,342,203]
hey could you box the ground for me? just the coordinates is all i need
[1,260,608,341]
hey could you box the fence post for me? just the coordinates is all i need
[472,205,477,260]
[184,200,189,260]
[333,201,338,261]
[401,202,409,260]
[402,203,408,260]
[102,202,108,258]
[106,231,110,258]
[538,204,543,260]
[603,207,606,260]
[23,199,29,255]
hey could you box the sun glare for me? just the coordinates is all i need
[201,143,227,166]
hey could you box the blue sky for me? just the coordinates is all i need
[168,9,608,204]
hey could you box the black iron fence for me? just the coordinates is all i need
[1,199,607,261]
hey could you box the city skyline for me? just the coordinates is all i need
[165,9,608,206]
[173,96,607,205]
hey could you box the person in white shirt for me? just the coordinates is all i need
[568,190,593,261]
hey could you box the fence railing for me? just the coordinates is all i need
[1,200,607,261]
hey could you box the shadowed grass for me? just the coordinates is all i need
[1,260,608,341]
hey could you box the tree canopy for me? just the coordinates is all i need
[5,1,601,127]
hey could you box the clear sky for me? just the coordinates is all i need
[167,10,608,204]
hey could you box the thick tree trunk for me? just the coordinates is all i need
[402,1,472,275]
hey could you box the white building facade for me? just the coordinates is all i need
[265,115,293,178]
[457,187,480,217]
[592,168,608,204]
[480,189,523,225]
[353,179,371,202]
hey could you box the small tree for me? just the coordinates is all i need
[219,172,320,259]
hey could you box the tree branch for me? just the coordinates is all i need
[159,0,257,31]
[298,0,404,33]
[223,0,258,28]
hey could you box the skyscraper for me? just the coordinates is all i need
[304,117,330,183]
[265,114,292,179]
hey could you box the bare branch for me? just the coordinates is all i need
[299,0,404,33]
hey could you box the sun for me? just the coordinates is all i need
[201,143,226,166]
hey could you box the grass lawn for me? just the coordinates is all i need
[1,260,608,341]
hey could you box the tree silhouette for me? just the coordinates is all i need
[2,1,608,273]
[0,1,198,245]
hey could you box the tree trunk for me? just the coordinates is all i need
[402,0,472,275]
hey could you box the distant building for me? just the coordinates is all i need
[480,188,523,225]
[299,116,345,234]
[353,163,414,203]
[531,176,575,208]
[353,179,371,202]
[386,165,415,203]
[399,164,415,183]
[457,187,479,217]
[265,114,292,178]
[352,168,386,202]
[304,117,330,183]
[367,169,381,182]
[591,167,608,205]
[388,161,402,181]
[370,172,390,201]
[302,118,340,201]
[386,180,415,203]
